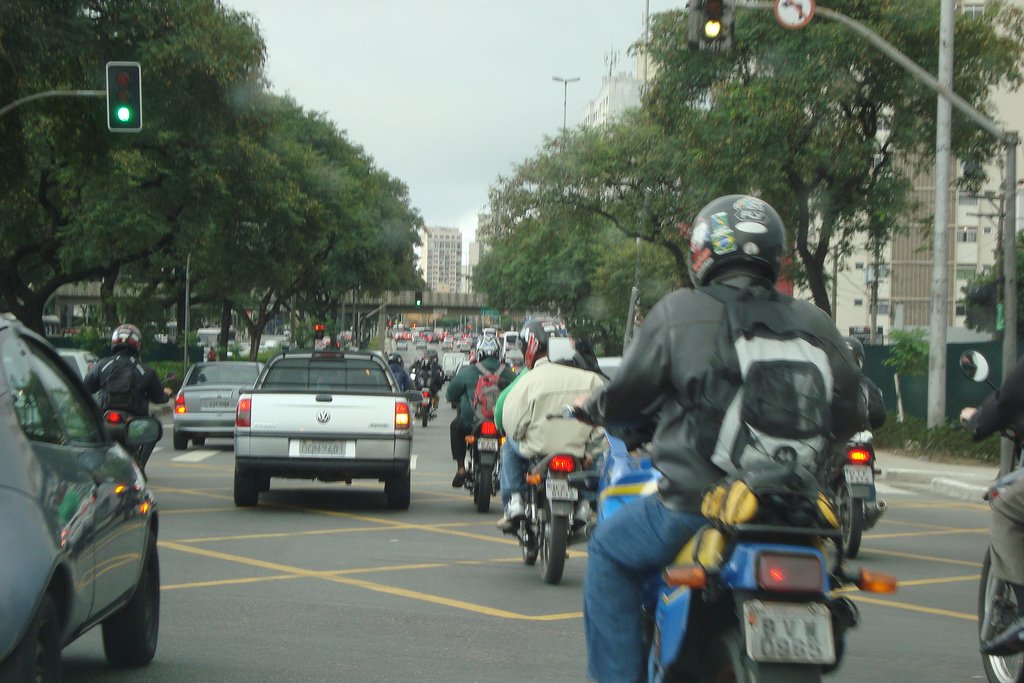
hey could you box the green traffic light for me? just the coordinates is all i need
[704,19,722,38]
[116,105,132,122]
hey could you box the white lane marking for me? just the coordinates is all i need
[410,454,418,470]
[171,449,221,463]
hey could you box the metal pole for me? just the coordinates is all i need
[927,0,954,429]
[0,89,104,119]
[183,253,190,371]
[552,76,579,132]
[1001,134,1020,474]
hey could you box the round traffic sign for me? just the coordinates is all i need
[774,0,815,30]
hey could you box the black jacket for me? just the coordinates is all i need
[967,356,1024,440]
[84,350,168,417]
[581,272,866,512]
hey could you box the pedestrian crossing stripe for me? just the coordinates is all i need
[171,449,219,463]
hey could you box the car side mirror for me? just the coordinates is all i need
[406,390,424,404]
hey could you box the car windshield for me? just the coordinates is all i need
[262,358,392,393]
[187,363,261,386]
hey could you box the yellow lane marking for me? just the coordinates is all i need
[853,594,976,621]
[867,528,988,540]
[148,486,233,501]
[895,574,980,588]
[876,518,982,531]
[160,541,580,620]
[161,507,234,516]
[163,574,299,590]
[861,547,984,568]
[170,521,497,544]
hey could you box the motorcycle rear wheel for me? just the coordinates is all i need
[835,480,864,559]
[540,505,568,585]
[980,549,1024,683]
[473,464,493,513]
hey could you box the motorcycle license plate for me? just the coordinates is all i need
[477,438,498,452]
[844,464,874,486]
[743,601,835,665]
[546,478,578,501]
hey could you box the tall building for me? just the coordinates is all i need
[581,71,642,127]
[421,226,462,294]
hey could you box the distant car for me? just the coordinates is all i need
[396,339,409,351]
[455,339,472,352]
[441,337,454,350]
[415,338,428,350]
[0,315,163,678]
[172,361,263,450]
[56,348,99,380]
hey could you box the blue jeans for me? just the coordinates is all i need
[499,438,526,507]
[584,495,706,683]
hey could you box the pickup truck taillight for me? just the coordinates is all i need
[236,397,252,428]
[395,402,411,430]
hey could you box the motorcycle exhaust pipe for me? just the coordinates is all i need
[876,499,887,512]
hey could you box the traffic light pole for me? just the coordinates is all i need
[0,90,104,119]
[739,0,1019,471]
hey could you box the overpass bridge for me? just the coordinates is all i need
[51,283,512,327]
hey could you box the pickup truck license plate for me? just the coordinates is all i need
[743,600,835,665]
[477,438,499,452]
[292,439,353,458]
[844,464,874,486]
[546,478,578,501]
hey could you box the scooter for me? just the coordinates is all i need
[570,424,897,681]
[960,350,1024,683]
[829,431,886,559]
[414,386,433,427]
[462,419,502,513]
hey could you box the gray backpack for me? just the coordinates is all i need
[704,285,834,481]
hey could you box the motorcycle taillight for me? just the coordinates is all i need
[548,455,576,473]
[756,552,824,593]
[479,421,498,437]
[847,447,871,464]
[421,389,430,399]
[104,410,127,424]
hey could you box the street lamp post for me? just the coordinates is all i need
[552,75,580,131]
[183,253,190,371]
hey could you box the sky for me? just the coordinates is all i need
[221,0,677,252]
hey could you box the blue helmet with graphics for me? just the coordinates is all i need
[688,195,785,288]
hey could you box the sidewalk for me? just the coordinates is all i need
[875,447,999,502]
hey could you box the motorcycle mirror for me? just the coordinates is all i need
[125,416,163,446]
[959,350,989,383]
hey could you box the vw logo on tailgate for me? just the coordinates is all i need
[316,410,331,424]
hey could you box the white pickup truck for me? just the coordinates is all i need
[233,349,422,510]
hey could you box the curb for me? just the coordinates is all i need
[878,468,989,502]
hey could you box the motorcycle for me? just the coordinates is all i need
[829,431,887,558]
[568,417,897,681]
[462,419,502,513]
[414,386,433,427]
[510,447,589,585]
[960,350,1024,683]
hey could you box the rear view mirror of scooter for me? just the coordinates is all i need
[960,350,1000,394]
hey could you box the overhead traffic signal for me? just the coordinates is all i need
[688,0,734,51]
[105,61,142,132]
[414,290,423,307]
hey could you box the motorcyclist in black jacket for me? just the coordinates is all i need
[961,355,1024,655]
[84,324,171,468]
[572,195,866,682]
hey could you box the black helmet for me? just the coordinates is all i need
[688,195,785,287]
[388,353,403,366]
[519,318,569,369]
[844,336,864,370]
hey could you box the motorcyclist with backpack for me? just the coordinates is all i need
[387,353,412,392]
[497,318,606,531]
[570,195,866,682]
[446,337,515,487]
[84,323,172,468]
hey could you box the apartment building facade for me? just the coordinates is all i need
[420,226,462,294]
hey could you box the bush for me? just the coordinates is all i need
[872,411,1000,462]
